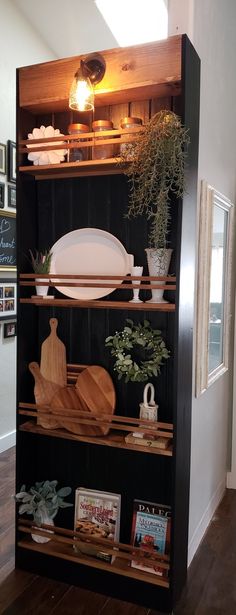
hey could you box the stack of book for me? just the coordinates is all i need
[74,487,171,577]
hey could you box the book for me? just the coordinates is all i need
[74,487,121,563]
[130,499,171,576]
[125,433,171,450]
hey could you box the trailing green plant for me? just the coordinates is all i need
[29,249,52,274]
[105,319,170,383]
[15,480,73,524]
[120,110,190,249]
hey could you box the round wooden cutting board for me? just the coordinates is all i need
[75,365,116,436]
[50,386,107,436]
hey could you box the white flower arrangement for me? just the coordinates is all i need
[27,125,67,165]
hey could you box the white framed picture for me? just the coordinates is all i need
[0,280,17,320]
[0,143,6,175]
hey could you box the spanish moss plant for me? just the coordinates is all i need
[121,110,190,249]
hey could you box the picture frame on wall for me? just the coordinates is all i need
[0,210,16,270]
[7,140,16,183]
[8,185,16,209]
[0,183,5,209]
[195,181,234,396]
[0,144,6,175]
[3,320,17,339]
[0,280,16,320]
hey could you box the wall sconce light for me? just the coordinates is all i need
[69,54,106,112]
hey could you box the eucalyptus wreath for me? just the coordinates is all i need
[120,110,190,249]
[105,319,170,383]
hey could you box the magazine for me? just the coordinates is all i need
[130,499,171,576]
[74,487,121,563]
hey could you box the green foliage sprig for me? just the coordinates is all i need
[120,110,190,249]
[29,249,52,274]
[15,480,72,524]
[105,319,170,383]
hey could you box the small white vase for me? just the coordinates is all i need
[129,266,143,303]
[145,248,173,303]
[31,510,54,544]
[35,278,49,297]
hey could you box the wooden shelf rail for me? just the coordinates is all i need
[18,402,173,457]
[19,274,176,311]
[18,127,142,179]
[19,273,176,291]
[19,126,144,153]
[17,519,170,588]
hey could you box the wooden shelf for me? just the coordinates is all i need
[19,158,125,180]
[17,521,170,588]
[18,37,182,113]
[19,420,173,456]
[19,369,173,456]
[18,538,169,588]
[19,275,176,311]
[20,297,175,311]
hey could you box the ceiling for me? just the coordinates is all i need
[13,0,118,58]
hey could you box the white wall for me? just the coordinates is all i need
[0,0,56,452]
[170,0,236,564]
[189,0,236,563]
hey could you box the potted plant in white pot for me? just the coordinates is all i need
[15,480,73,543]
[29,249,52,297]
[121,110,190,302]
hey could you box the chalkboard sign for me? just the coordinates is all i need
[0,211,16,270]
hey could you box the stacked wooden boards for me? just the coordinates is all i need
[29,318,116,435]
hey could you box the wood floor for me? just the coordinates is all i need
[0,447,15,586]
[1,447,236,614]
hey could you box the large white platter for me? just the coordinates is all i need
[50,228,133,300]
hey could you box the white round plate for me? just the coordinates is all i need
[50,228,133,300]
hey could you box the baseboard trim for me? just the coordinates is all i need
[226,469,236,489]
[188,479,226,566]
[0,430,16,454]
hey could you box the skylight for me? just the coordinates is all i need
[95,0,168,47]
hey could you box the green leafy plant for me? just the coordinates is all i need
[105,319,170,383]
[15,480,73,524]
[29,249,52,274]
[120,110,190,249]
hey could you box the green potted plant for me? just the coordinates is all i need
[121,110,189,302]
[29,249,52,297]
[15,480,73,543]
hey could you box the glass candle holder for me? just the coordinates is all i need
[129,265,143,303]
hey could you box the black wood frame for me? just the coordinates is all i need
[15,35,200,613]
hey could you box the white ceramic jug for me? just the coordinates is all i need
[139,382,158,423]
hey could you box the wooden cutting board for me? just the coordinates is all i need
[40,318,67,387]
[29,362,61,429]
[75,365,116,436]
[50,386,104,436]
